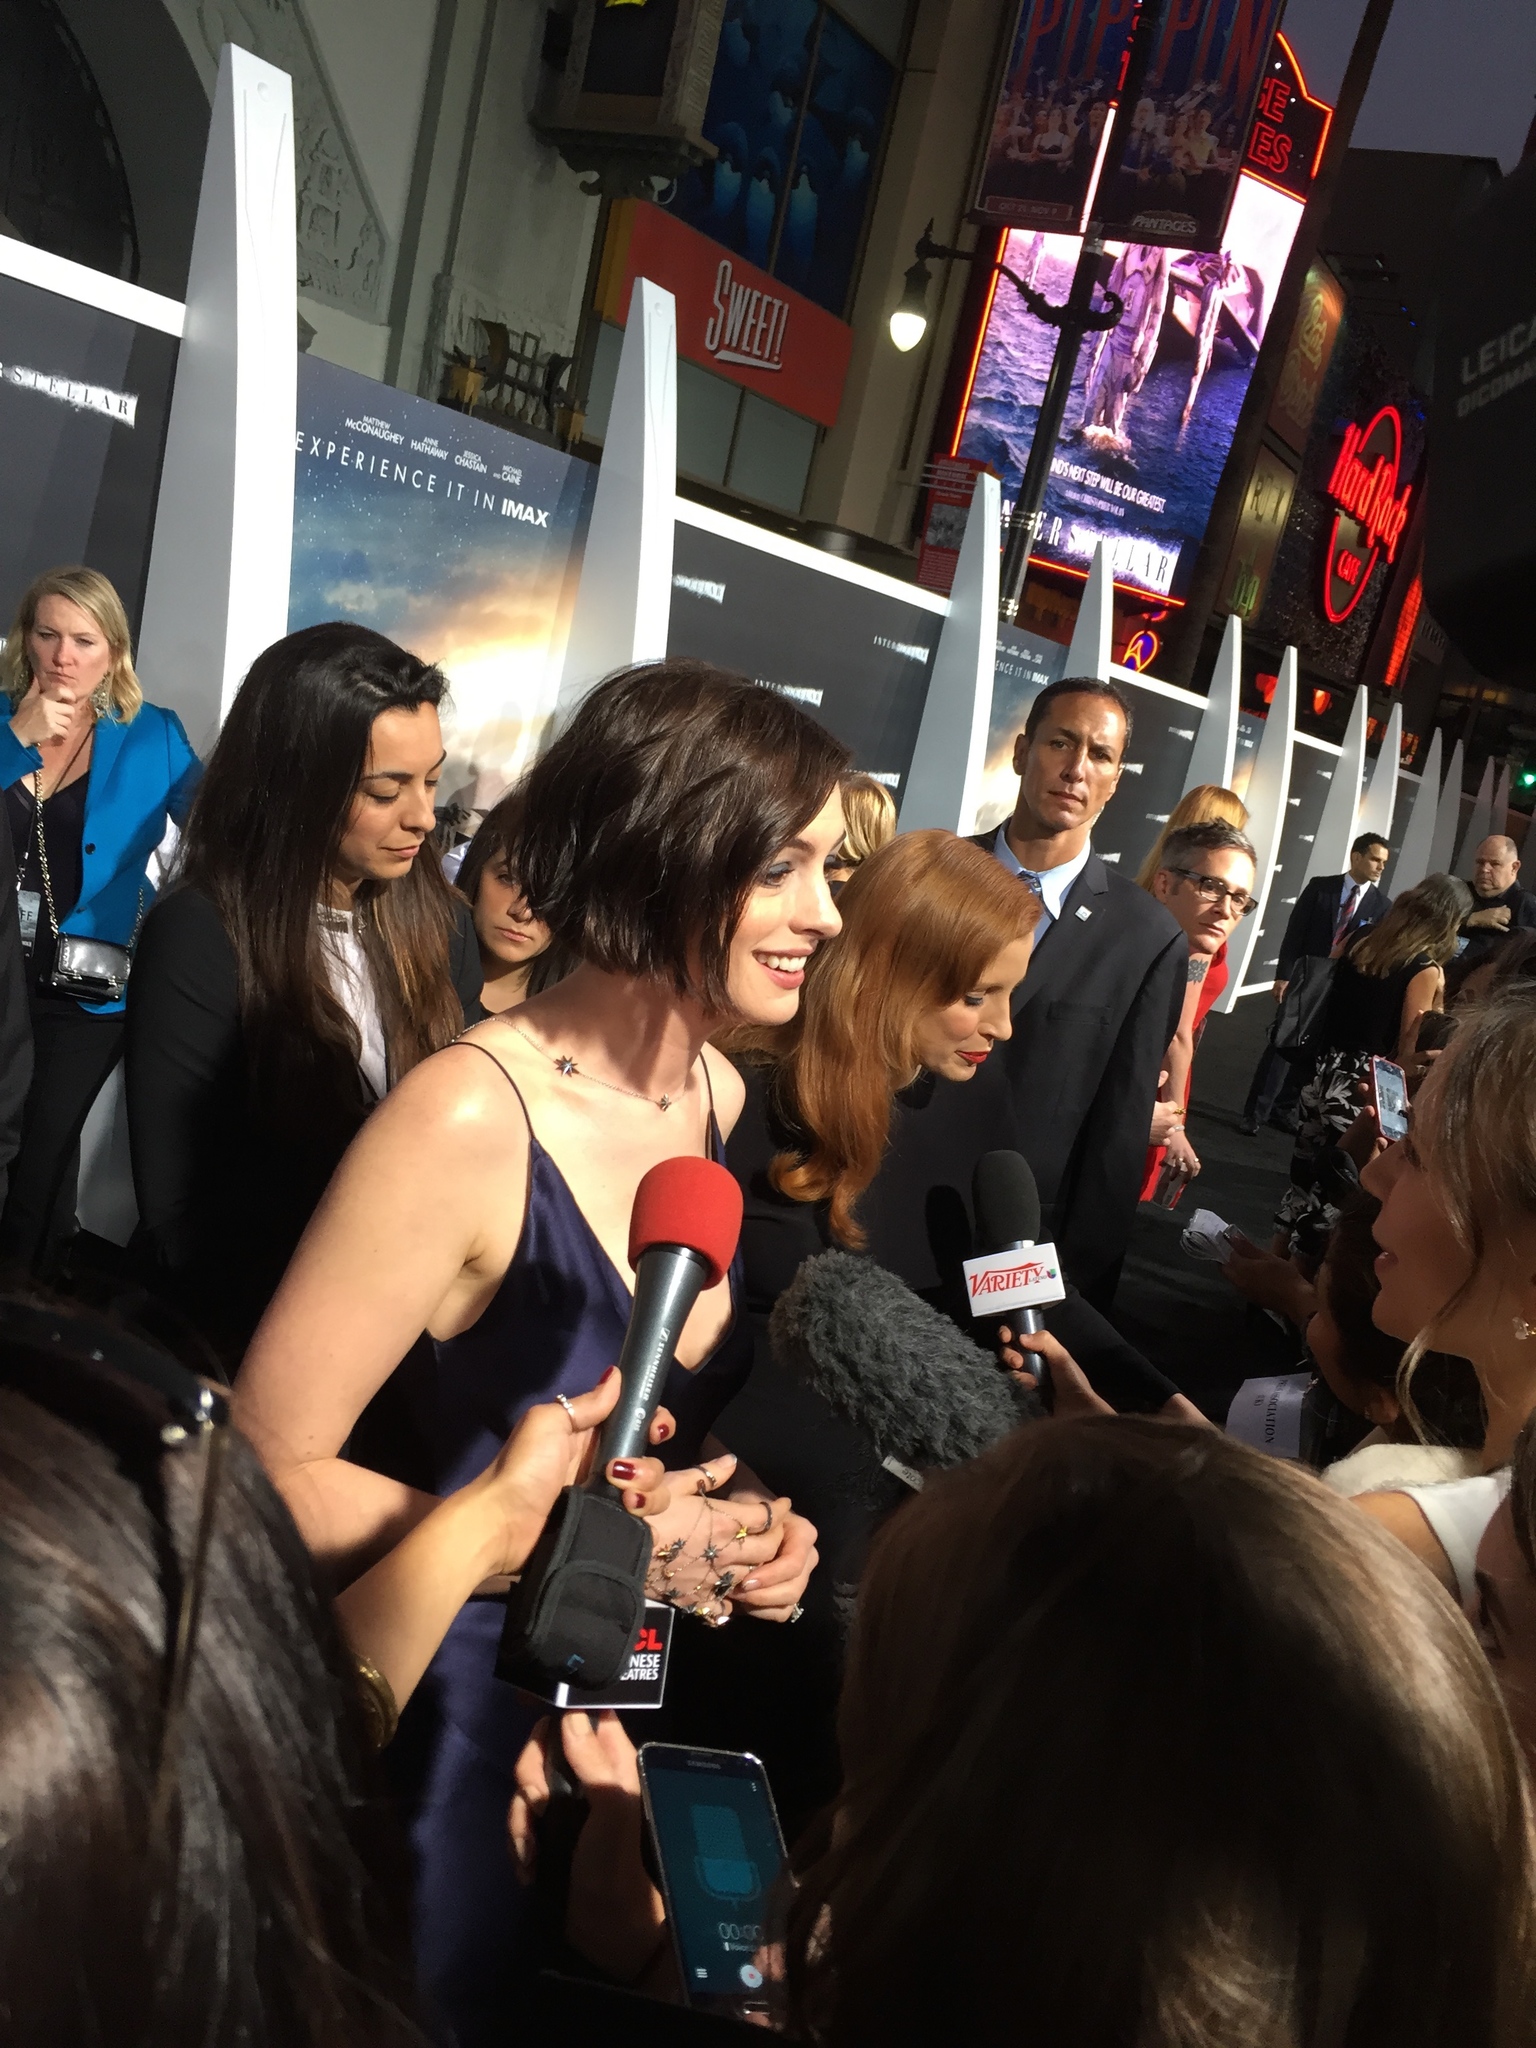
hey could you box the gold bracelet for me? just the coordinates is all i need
[353,1655,400,1751]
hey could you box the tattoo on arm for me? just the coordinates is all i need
[1187,957,1209,984]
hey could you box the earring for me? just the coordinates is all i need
[1515,1318,1534,1342]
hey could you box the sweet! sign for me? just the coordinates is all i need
[597,200,853,429]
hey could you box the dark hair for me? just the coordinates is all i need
[453,781,575,998]
[1158,818,1256,870]
[1352,831,1389,855]
[1321,1199,1485,1446]
[511,661,850,1011]
[0,1315,425,2046]
[783,1420,1536,2047]
[176,623,463,1135]
[1022,675,1133,748]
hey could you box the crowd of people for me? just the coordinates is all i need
[4,563,1536,2045]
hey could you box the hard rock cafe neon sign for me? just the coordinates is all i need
[1322,404,1413,624]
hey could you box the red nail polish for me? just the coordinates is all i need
[611,1460,637,1479]
[656,1420,671,1439]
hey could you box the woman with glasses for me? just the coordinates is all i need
[1139,819,1258,1198]
[125,624,483,1366]
[1277,873,1469,1257]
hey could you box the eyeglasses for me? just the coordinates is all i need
[0,1299,230,1830]
[1167,868,1259,917]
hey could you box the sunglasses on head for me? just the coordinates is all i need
[0,1298,231,1827]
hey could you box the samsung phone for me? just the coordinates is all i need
[1371,1056,1410,1142]
[637,1742,787,2020]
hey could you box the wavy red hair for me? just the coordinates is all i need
[729,830,1037,1247]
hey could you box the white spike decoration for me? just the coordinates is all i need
[1428,738,1464,877]
[1390,729,1443,893]
[1493,762,1512,840]
[1065,543,1114,678]
[136,45,296,751]
[556,277,677,721]
[1356,703,1401,848]
[1217,647,1296,1012]
[1456,758,1496,877]
[899,472,1002,834]
[1302,683,1369,888]
[1182,611,1240,794]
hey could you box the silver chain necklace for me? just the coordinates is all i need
[500,1015,693,1112]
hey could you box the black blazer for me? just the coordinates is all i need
[971,835,1186,1305]
[1277,873,1389,979]
[125,886,483,1363]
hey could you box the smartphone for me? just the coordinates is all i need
[1371,1056,1410,1142]
[637,1742,787,2020]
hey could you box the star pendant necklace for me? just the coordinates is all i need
[501,1015,694,1112]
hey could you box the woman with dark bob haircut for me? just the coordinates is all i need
[236,658,850,2042]
[126,623,482,1362]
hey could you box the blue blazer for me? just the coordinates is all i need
[0,703,202,1015]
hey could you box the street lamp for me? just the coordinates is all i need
[888,221,1124,617]
[888,254,933,352]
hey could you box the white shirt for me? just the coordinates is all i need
[318,906,388,1101]
[988,825,1093,936]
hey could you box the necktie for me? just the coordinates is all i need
[1019,870,1044,898]
[1334,884,1359,943]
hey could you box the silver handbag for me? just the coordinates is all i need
[32,781,141,1005]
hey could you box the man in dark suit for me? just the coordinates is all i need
[973,675,1185,1307]
[1455,834,1536,979]
[1238,829,1390,1134]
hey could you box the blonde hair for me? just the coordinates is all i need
[3,567,143,723]
[838,774,898,867]
[1136,784,1249,889]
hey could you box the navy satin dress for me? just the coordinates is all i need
[395,1047,752,2045]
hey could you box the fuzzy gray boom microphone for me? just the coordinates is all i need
[769,1249,1041,1475]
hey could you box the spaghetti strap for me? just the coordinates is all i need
[701,1050,718,1155]
[453,1036,535,1137]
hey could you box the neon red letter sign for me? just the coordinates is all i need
[1322,405,1413,625]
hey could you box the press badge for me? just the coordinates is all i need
[16,889,39,956]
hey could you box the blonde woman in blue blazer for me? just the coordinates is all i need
[0,566,200,1265]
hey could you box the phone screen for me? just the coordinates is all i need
[1373,1057,1410,1141]
[639,1743,787,2014]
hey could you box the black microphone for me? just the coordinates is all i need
[498,1156,743,1699]
[973,1149,1046,1336]
[768,1250,1040,1484]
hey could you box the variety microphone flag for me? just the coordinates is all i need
[962,1242,1069,1319]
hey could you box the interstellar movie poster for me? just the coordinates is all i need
[288,355,595,821]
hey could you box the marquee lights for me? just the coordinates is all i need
[1322,404,1414,624]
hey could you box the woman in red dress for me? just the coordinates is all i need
[1138,812,1258,1201]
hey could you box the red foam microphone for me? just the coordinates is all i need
[593,1156,744,1474]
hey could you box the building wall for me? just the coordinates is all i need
[39,0,1012,550]
[802,0,1010,546]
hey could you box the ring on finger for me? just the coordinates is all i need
[555,1394,577,1426]
[751,1499,774,1536]
[698,1462,718,1492]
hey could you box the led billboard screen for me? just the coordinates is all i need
[956,172,1303,604]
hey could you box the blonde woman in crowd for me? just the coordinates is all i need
[0,567,199,1267]
[826,773,897,889]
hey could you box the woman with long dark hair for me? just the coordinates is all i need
[233,659,848,2043]
[1277,872,1468,1255]
[125,623,482,1362]
[453,781,573,1011]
